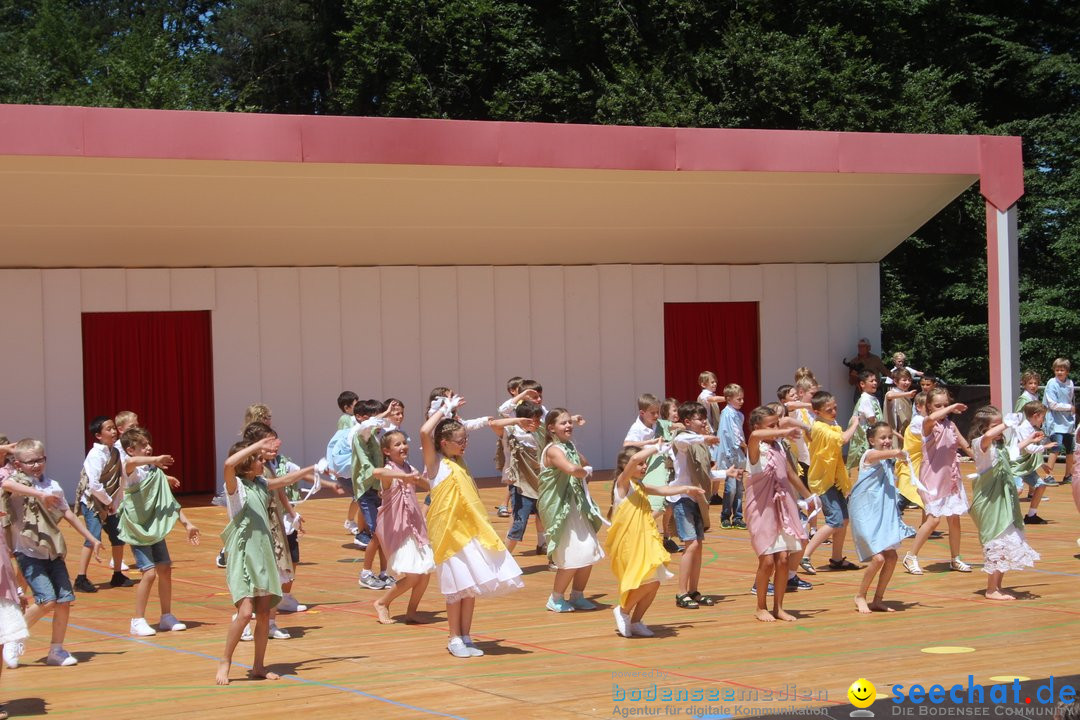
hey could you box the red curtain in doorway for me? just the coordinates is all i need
[81,311,216,494]
[663,302,761,414]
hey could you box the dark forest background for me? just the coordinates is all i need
[3,0,1077,383]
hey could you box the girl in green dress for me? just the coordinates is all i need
[215,438,314,686]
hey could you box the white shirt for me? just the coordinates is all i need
[10,475,69,560]
[82,443,116,508]
[624,417,658,444]
[697,390,720,431]
[667,433,710,504]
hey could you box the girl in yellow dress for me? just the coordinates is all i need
[606,444,705,638]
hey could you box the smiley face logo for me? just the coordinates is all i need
[847,678,876,708]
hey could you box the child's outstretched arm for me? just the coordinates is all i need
[977,422,1009,453]
[746,427,801,465]
[544,443,589,480]
[1,479,64,511]
[266,466,316,492]
[922,402,967,436]
[863,448,905,466]
[489,416,538,434]
[374,464,424,491]
[613,446,660,499]
[124,454,174,476]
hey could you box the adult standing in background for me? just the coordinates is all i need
[845,338,888,404]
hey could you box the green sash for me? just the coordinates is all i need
[118,467,179,546]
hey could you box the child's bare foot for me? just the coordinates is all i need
[986,589,1016,601]
[374,601,395,624]
[854,595,872,614]
[250,666,281,680]
[773,609,796,622]
[868,600,895,612]
[215,660,231,686]
[754,609,775,622]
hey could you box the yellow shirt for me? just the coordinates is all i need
[808,420,851,496]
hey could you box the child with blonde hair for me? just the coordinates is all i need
[607,445,703,637]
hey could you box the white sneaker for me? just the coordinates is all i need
[447,637,471,659]
[3,641,24,669]
[130,617,157,637]
[630,621,654,637]
[613,607,631,638]
[158,613,187,631]
[461,635,484,657]
[268,623,291,640]
[344,520,358,534]
[109,560,131,571]
[46,648,78,666]
[240,624,254,642]
[277,593,307,613]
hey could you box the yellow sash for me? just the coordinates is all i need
[894,424,924,508]
[427,458,505,564]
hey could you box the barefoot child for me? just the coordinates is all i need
[0,439,102,667]
[745,407,815,622]
[968,407,1042,600]
[118,428,200,636]
[848,422,915,613]
[420,398,527,658]
[607,445,703,637]
[372,430,434,624]
[216,438,314,685]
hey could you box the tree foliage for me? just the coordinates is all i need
[1,0,1076,382]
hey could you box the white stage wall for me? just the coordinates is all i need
[0,264,880,497]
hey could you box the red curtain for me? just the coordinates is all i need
[663,302,761,415]
[81,311,216,494]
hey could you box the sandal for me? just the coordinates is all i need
[903,553,923,575]
[675,593,699,609]
[688,591,716,606]
[799,557,818,575]
[828,557,861,571]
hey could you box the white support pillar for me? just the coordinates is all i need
[986,202,1020,410]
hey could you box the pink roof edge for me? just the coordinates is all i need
[0,103,1023,209]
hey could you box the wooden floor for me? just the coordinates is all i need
[5,469,1079,719]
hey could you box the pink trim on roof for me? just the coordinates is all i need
[0,103,1022,206]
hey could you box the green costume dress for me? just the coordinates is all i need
[538,440,605,569]
[221,476,281,607]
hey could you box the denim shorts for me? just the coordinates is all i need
[507,485,538,541]
[80,501,125,547]
[16,553,75,605]
[358,488,381,533]
[672,497,704,542]
[1051,432,1075,455]
[820,486,849,528]
[131,540,171,571]
[1019,472,1046,490]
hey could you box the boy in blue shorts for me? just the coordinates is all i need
[1,439,101,668]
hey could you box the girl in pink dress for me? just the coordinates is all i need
[744,406,815,623]
[372,430,434,625]
[902,388,971,575]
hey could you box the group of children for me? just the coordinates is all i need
[0,356,1075,698]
